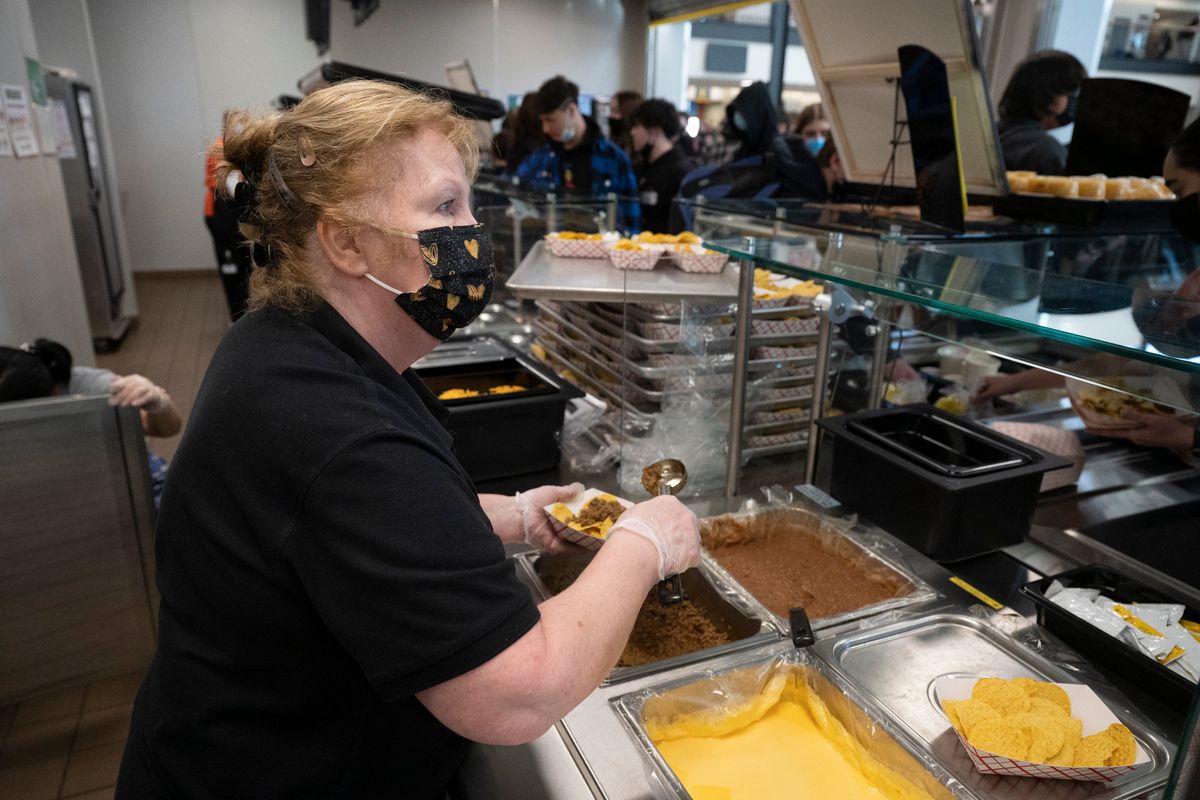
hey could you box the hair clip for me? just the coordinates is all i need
[231,178,259,223]
[299,135,316,167]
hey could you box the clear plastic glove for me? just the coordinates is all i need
[514,482,585,554]
[607,495,701,580]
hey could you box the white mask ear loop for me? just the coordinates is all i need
[364,273,406,296]
[363,225,422,295]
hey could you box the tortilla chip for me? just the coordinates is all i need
[1104,723,1137,766]
[942,700,965,735]
[1029,696,1070,719]
[969,718,1030,760]
[951,699,1000,737]
[1022,719,1066,763]
[972,677,1031,715]
[1073,731,1117,767]
[1014,678,1071,714]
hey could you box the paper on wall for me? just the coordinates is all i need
[2,83,39,157]
[0,102,13,157]
[35,104,56,155]
[49,99,75,159]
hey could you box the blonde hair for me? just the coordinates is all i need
[216,80,480,312]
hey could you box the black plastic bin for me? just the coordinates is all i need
[815,405,1069,562]
[1023,565,1198,708]
[417,355,582,482]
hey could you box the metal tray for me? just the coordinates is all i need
[515,551,782,686]
[541,299,820,352]
[537,305,816,380]
[612,646,961,800]
[815,613,1175,800]
[534,322,813,404]
[699,507,940,637]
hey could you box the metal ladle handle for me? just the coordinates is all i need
[656,482,684,606]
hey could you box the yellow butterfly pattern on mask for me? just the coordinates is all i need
[446,294,460,310]
[466,283,486,301]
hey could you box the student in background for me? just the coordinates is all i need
[514,75,640,231]
[628,99,692,233]
[793,102,832,159]
[205,111,253,321]
[996,50,1086,175]
[500,93,545,176]
[0,338,181,504]
[607,89,643,157]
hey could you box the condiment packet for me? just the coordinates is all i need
[1131,603,1185,628]
[1051,591,1126,636]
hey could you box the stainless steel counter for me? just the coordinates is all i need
[506,241,742,303]
[460,459,1194,799]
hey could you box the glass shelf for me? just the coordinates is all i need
[706,234,1200,379]
[684,196,1180,240]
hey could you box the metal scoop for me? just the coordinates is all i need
[641,458,688,606]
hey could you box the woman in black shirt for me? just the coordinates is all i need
[115,80,700,800]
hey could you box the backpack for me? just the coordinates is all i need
[670,153,781,232]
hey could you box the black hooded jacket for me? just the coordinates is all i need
[725,82,778,159]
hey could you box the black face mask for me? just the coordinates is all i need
[1170,192,1200,243]
[1056,92,1079,127]
[608,118,625,140]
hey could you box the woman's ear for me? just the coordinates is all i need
[316,219,369,278]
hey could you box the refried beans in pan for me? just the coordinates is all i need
[701,511,909,620]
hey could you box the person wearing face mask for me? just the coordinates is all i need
[513,75,640,231]
[115,81,700,800]
[628,99,692,234]
[607,89,643,159]
[996,50,1086,175]
[793,102,831,160]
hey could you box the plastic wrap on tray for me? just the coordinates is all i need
[615,648,961,800]
[699,502,937,629]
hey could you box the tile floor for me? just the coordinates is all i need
[0,669,144,800]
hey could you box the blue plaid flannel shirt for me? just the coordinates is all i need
[513,136,641,233]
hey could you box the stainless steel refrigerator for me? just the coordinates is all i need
[45,73,130,350]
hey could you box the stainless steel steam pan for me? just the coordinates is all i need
[814,612,1175,800]
[516,551,782,686]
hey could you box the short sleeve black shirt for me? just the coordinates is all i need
[116,303,540,800]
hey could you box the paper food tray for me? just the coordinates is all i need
[544,232,618,258]
[544,487,634,551]
[934,677,1150,782]
[1066,376,1191,430]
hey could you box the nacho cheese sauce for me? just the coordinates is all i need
[649,680,933,800]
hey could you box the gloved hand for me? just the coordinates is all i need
[514,483,585,554]
[607,495,700,580]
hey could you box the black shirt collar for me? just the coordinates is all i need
[302,302,451,429]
